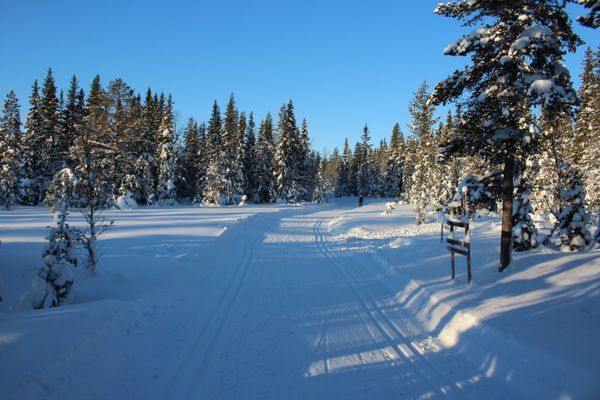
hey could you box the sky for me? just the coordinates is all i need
[0,0,597,154]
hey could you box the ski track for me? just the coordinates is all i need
[312,217,464,400]
[161,212,279,399]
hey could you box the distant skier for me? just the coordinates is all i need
[358,195,364,207]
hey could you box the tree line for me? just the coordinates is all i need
[0,71,327,212]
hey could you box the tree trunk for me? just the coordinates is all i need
[499,154,514,271]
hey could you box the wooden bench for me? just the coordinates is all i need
[446,220,472,284]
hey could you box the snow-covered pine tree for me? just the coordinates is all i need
[19,80,45,205]
[512,159,538,251]
[335,138,353,197]
[575,47,600,211]
[385,123,405,198]
[298,119,313,201]
[194,122,208,203]
[140,88,158,204]
[234,111,247,201]
[274,101,303,203]
[243,112,257,200]
[355,124,373,198]
[431,0,581,271]
[70,77,115,275]
[219,94,244,205]
[407,82,439,223]
[312,155,327,204]
[555,167,592,251]
[45,168,78,212]
[106,78,135,197]
[0,91,21,210]
[202,101,227,206]
[35,181,78,309]
[156,95,177,206]
[59,76,85,169]
[178,117,200,200]
[254,113,276,203]
[40,68,62,187]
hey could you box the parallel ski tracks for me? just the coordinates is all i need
[312,217,464,399]
[161,213,278,399]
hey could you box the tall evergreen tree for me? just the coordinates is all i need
[20,80,44,204]
[0,91,21,209]
[431,0,581,270]
[243,112,257,199]
[156,95,177,205]
[575,47,600,211]
[61,75,85,168]
[385,123,405,198]
[274,101,303,203]
[336,138,353,197]
[254,113,276,203]
[202,101,227,205]
[40,68,61,190]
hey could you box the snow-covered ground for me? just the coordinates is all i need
[0,199,598,399]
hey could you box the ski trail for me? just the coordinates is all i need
[161,212,278,399]
[313,217,465,399]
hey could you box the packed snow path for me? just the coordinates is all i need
[156,207,511,400]
[1,204,532,400]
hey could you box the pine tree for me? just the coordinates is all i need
[512,159,538,251]
[335,138,353,197]
[254,113,276,203]
[203,101,227,205]
[312,155,327,203]
[35,180,78,309]
[554,167,592,251]
[179,117,200,199]
[20,80,44,204]
[243,112,257,199]
[431,1,581,270]
[355,124,373,197]
[274,101,303,203]
[0,91,21,209]
[40,68,62,182]
[61,75,85,168]
[385,123,405,198]
[407,82,439,223]
[156,95,177,205]
[575,47,600,211]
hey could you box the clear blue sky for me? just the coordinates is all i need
[1,0,597,154]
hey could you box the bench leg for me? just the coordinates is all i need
[451,251,455,280]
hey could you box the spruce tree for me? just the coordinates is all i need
[575,47,600,211]
[335,139,353,197]
[0,91,21,209]
[243,112,257,199]
[274,101,303,203]
[61,75,85,168]
[156,95,177,205]
[40,68,62,193]
[431,0,581,270]
[312,155,327,203]
[179,117,200,199]
[254,113,276,203]
[20,80,44,204]
[407,82,439,223]
[202,101,227,205]
[385,123,405,198]
[355,124,373,198]
[35,180,78,309]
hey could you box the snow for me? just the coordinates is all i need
[1,199,598,399]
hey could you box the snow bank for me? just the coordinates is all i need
[328,200,600,399]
